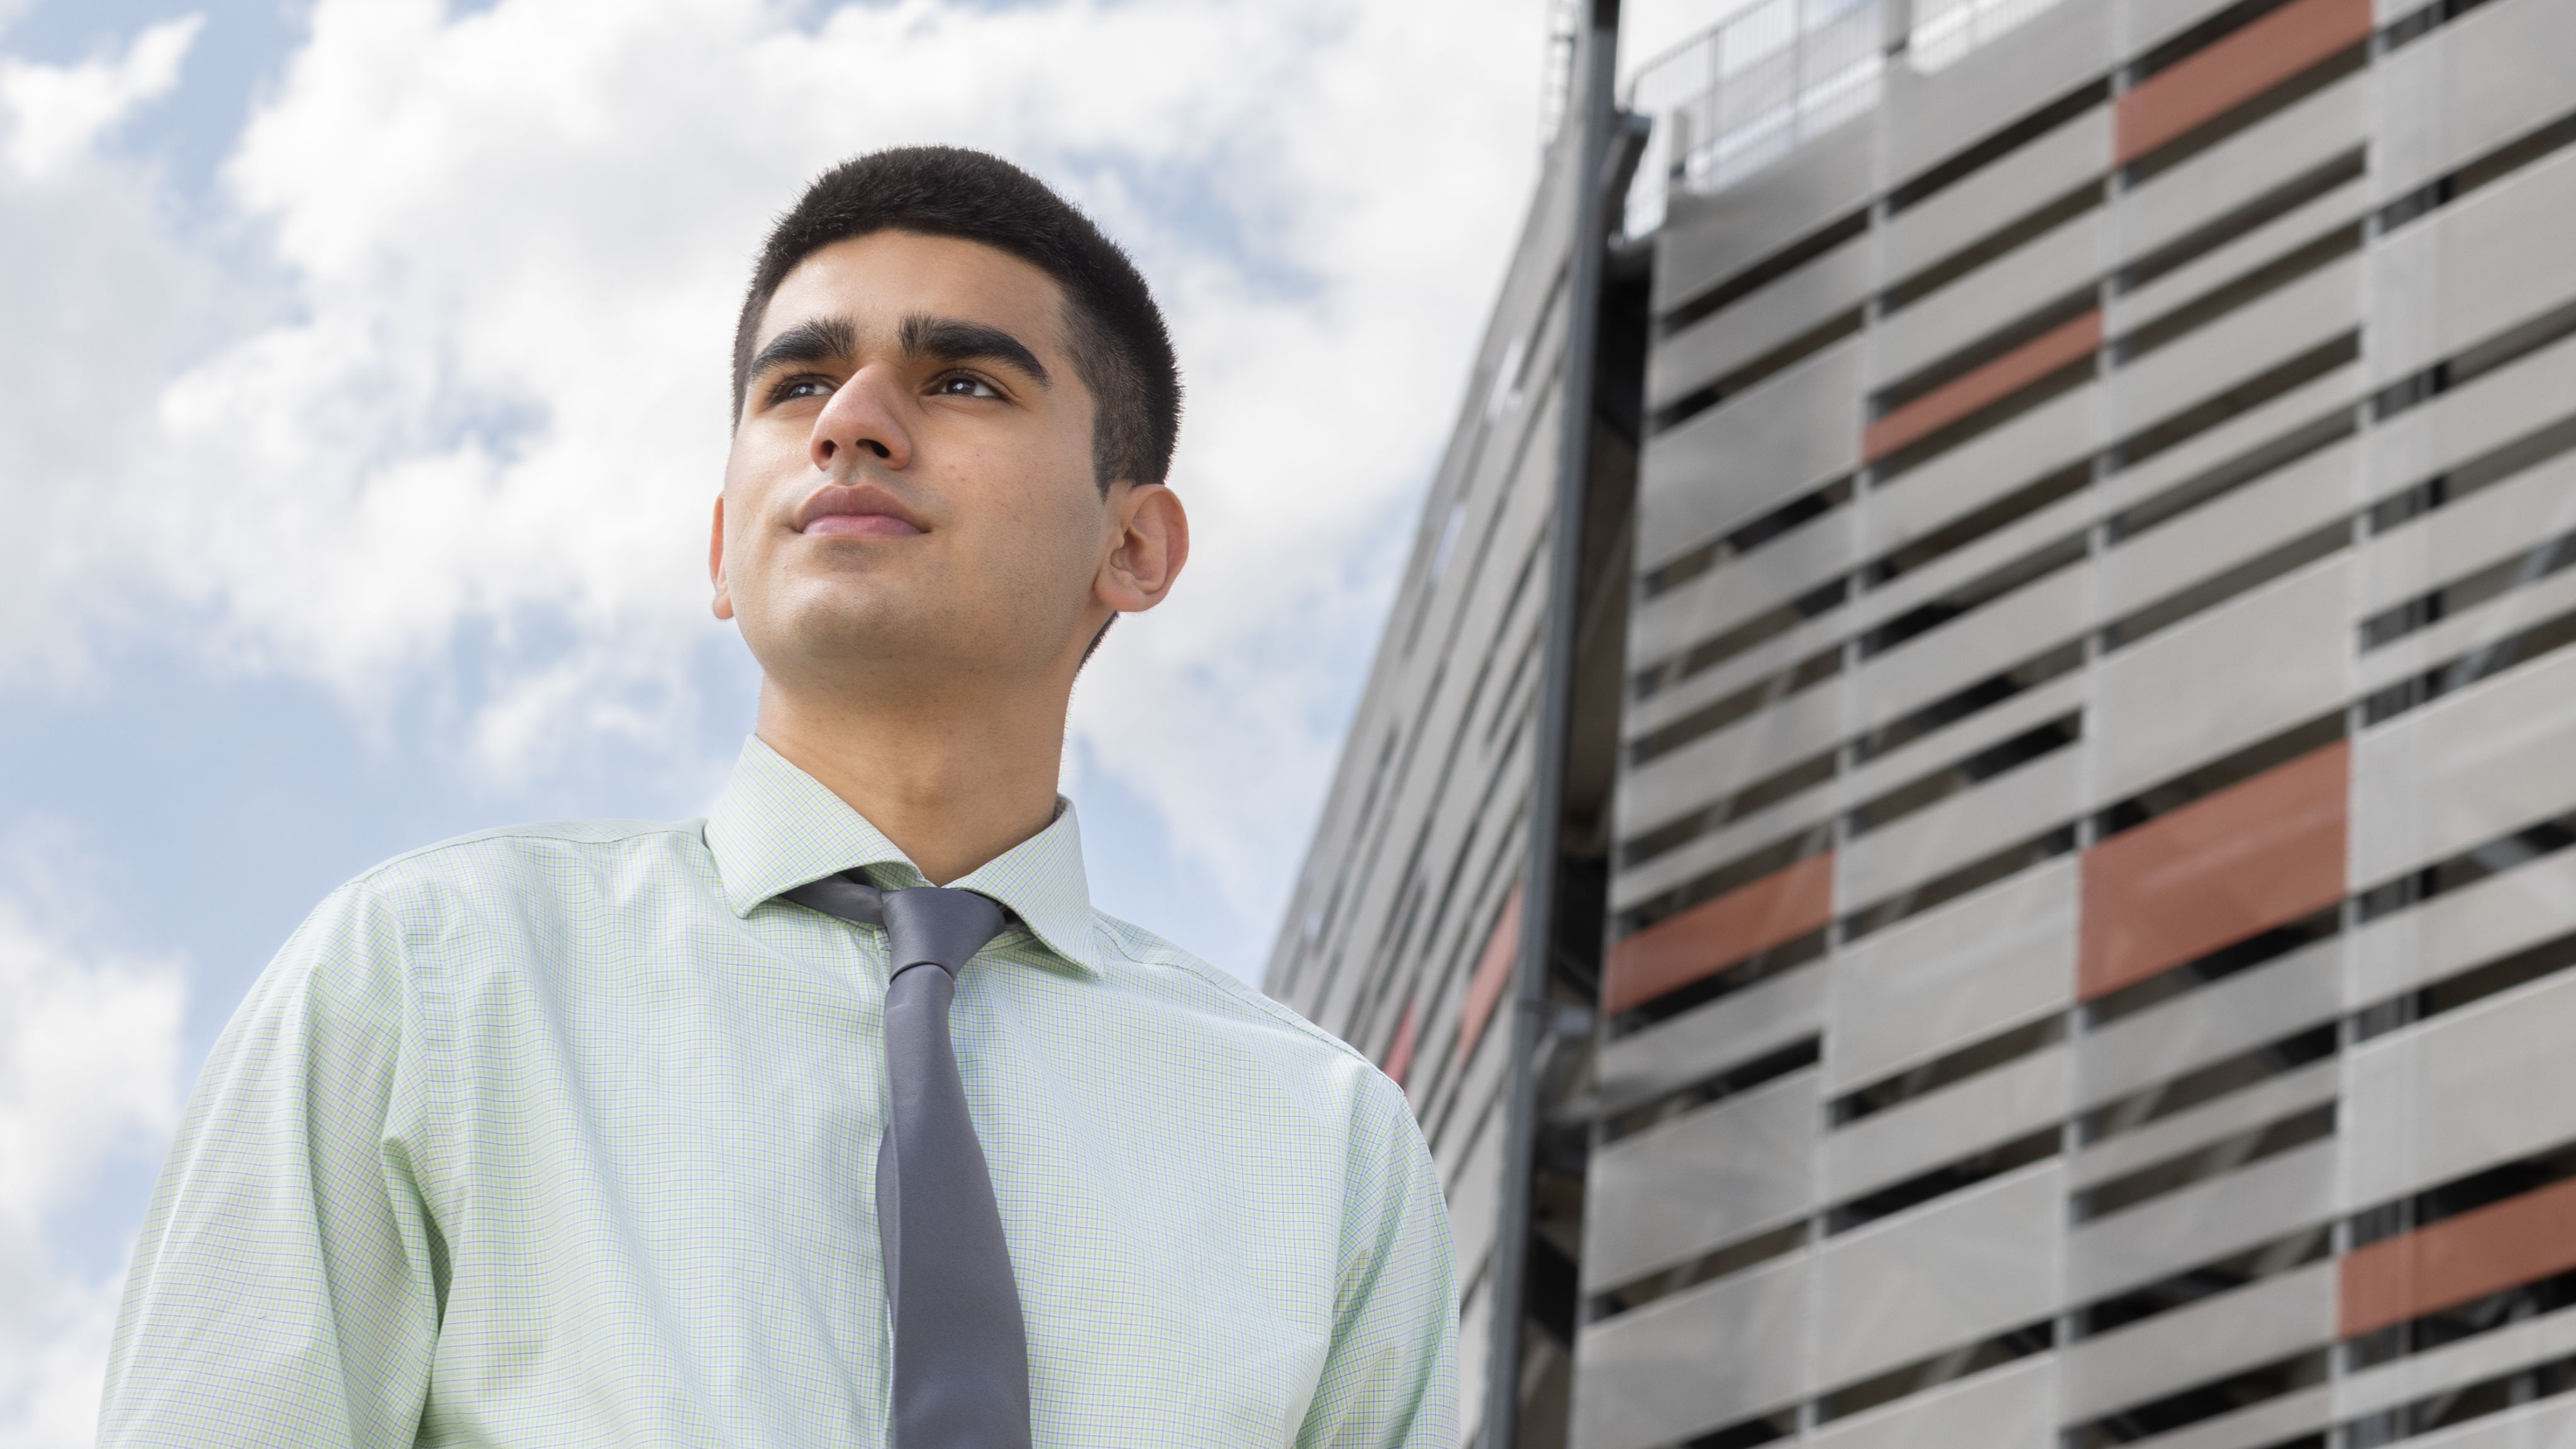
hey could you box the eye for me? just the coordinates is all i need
[767,375,835,406]
[932,372,1003,399]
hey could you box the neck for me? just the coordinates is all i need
[754,672,1067,886]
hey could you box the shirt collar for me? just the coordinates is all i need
[705,735,1103,978]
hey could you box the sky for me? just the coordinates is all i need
[0,0,1731,1438]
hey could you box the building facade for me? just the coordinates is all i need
[1260,85,1640,1438]
[1268,0,2576,1444]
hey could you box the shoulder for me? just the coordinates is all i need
[360,818,705,880]
[1088,912,1416,1129]
[281,819,712,975]
[344,818,708,908]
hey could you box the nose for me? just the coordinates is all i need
[809,364,914,476]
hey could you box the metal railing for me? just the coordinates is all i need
[1621,0,1889,235]
[1911,0,2072,71]
[1620,0,2074,235]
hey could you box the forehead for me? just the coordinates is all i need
[753,231,1072,356]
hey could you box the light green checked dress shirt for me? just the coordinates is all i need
[100,738,1457,1448]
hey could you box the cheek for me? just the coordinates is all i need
[1014,480,1114,593]
[947,447,1102,569]
[719,435,807,547]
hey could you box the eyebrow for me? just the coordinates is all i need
[744,315,859,386]
[899,313,1051,387]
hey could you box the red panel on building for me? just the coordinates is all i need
[2078,741,2348,1001]
[2342,1178,2576,1337]
[2114,0,2372,164]
[1862,311,2099,464]
[1602,852,1834,1016]
[1381,1000,1419,1089]
[1454,886,1523,1069]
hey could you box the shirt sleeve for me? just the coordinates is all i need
[97,877,444,1449]
[1298,1074,1460,1449]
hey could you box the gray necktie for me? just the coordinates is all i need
[784,871,1033,1449]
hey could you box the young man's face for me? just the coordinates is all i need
[713,230,1168,697]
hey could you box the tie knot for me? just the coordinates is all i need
[880,886,1008,979]
[779,874,1011,979]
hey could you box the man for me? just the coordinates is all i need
[99,147,1456,1447]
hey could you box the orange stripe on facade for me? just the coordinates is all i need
[1453,885,1523,1069]
[2341,1178,2576,1338]
[1602,852,1834,1017]
[2114,0,2372,164]
[2078,741,2348,1001]
[1380,999,1419,1089]
[1862,311,2101,464]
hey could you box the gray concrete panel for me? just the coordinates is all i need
[2101,436,2357,622]
[2346,967,2576,1223]
[1627,606,1840,739]
[2076,937,2345,1109]
[2372,150,2576,387]
[2072,1059,2340,1189]
[1571,1255,1812,1449]
[1824,1046,2070,1202]
[1807,1357,2057,1449]
[1628,506,1858,670]
[1814,1162,2065,1387]
[1884,0,2112,187]
[2373,0,2576,203]
[2061,1260,2334,1423]
[2119,1387,2333,1449]
[1878,209,2106,387]
[2350,853,2576,1009]
[2355,566,2576,703]
[1651,236,1872,413]
[1853,562,2093,738]
[1587,1070,1822,1286]
[1883,106,2108,283]
[1613,763,1845,912]
[2090,555,2351,807]
[1842,669,2087,809]
[2357,452,2576,618]
[2363,318,2576,504]
[1444,1090,1507,1286]
[2353,645,2576,887]
[2110,179,2367,340]
[1640,340,1865,572]
[1841,745,2082,909]
[1598,960,1829,1113]
[1863,383,2101,550]
[1655,120,1880,318]
[1829,858,2078,1092]
[2101,364,2360,522]
[2110,254,2361,440]
[2336,1303,2576,1423]
[2067,1140,2337,1301]
[1848,482,2098,640]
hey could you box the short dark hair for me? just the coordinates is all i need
[732,146,1182,490]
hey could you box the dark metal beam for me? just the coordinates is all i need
[1480,2,1622,1441]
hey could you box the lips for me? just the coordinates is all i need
[806,511,921,538]
[797,483,924,538]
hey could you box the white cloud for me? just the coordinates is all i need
[0,13,238,685]
[0,15,197,180]
[0,891,187,1448]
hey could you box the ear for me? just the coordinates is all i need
[1096,483,1189,616]
[708,493,735,621]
